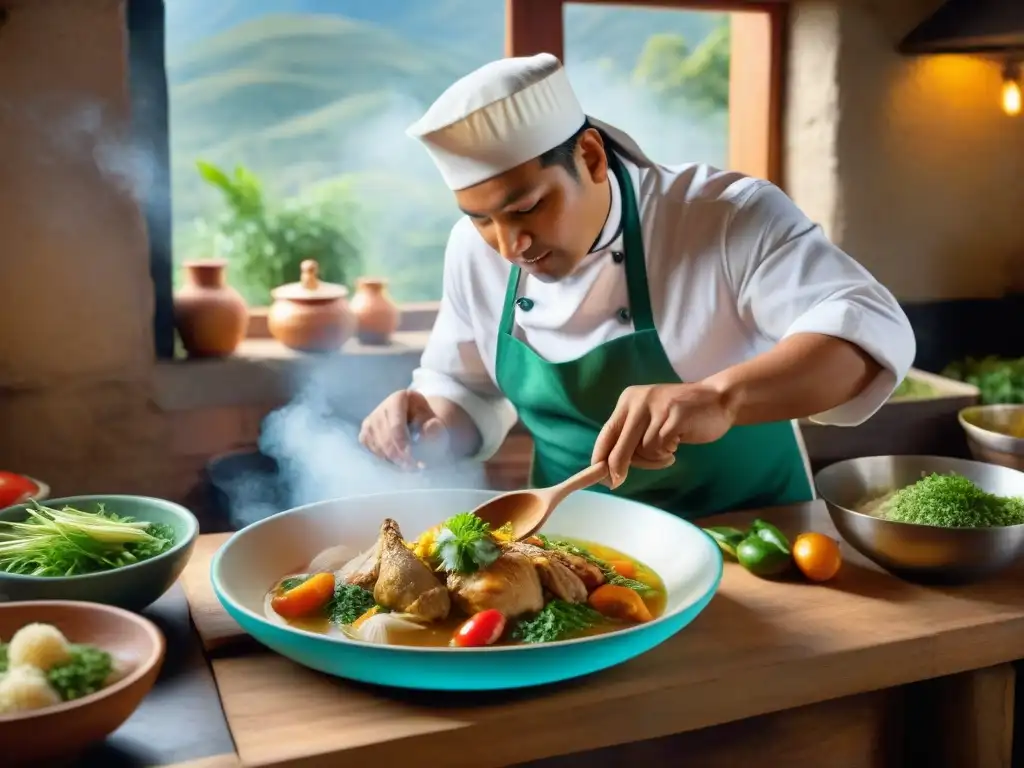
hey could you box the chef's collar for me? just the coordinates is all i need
[589,157,622,254]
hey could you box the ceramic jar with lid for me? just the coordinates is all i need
[173,259,248,357]
[350,277,401,345]
[267,259,355,353]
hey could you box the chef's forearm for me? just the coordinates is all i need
[425,396,483,458]
[701,333,883,426]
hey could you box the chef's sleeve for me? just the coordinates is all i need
[408,228,518,461]
[726,182,916,426]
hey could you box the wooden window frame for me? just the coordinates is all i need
[506,0,787,185]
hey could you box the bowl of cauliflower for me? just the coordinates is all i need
[0,600,165,764]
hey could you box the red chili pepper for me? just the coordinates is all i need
[0,472,39,509]
[451,609,506,648]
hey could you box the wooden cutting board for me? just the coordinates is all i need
[179,532,255,653]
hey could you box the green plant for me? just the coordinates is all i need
[194,161,361,306]
[632,21,731,113]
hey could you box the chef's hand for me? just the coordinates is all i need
[591,383,736,489]
[359,390,448,469]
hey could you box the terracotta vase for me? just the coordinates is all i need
[267,259,356,353]
[173,259,248,358]
[350,277,401,345]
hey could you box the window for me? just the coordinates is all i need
[564,3,730,167]
[506,0,785,183]
[163,1,506,308]
[133,0,784,358]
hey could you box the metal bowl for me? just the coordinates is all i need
[959,404,1024,472]
[814,455,1024,584]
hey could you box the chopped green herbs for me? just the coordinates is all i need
[0,502,176,577]
[326,584,377,626]
[879,473,1024,528]
[0,641,113,701]
[513,600,604,644]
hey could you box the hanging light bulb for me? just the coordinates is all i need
[1002,60,1022,117]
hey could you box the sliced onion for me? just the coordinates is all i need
[353,612,424,645]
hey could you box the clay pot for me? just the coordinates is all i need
[173,259,248,357]
[267,259,355,353]
[350,277,401,345]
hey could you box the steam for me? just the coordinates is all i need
[223,358,490,529]
[566,62,727,168]
[2,95,165,230]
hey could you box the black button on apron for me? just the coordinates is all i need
[516,297,535,311]
[611,250,625,264]
[617,307,631,323]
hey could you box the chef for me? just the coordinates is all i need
[358,53,916,517]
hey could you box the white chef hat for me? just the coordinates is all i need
[406,53,587,191]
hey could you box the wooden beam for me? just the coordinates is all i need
[564,0,787,12]
[729,5,786,183]
[506,0,565,59]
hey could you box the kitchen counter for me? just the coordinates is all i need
[70,584,235,767]
[106,502,1024,767]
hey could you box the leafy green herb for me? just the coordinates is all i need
[0,641,113,701]
[513,600,605,644]
[0,502,176,577]
[537,535,654,594]
[326,584,377,626]
[278,576,309,592]
[880,473,1024,528]
[432,512,500,574]
[943,356,1024,405]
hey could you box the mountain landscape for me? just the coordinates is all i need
[165,1,729,301]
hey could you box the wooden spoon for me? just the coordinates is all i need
[469,462,611,540]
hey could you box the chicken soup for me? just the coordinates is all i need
[263,513,666,648]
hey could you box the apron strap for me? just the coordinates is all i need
[498,138,656,335]
[606,146,656,332]
[499,265,522,337]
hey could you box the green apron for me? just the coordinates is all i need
[493,145,813,518]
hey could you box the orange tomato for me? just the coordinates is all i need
[270,572,336,618]
[792,532,842,582]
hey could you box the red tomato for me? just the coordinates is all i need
[451,609,506,648]
[0,472,39,508]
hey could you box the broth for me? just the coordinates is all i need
[264,536,667,648]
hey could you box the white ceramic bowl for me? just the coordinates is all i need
[213,488,723,691]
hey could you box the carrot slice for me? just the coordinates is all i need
[587,584,653,623]
[607,559,637,579]
[270,572,335,619]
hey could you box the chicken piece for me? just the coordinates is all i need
[373,519,450,621]
[557,551,605,591]
[337,539,381,590]
[504,542,589,603]
[447,551,544,618]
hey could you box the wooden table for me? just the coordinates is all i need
[170,501,1024,768]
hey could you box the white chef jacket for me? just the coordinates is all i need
[410,136,917,462]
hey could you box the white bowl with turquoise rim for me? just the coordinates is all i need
[211,488,723,691]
